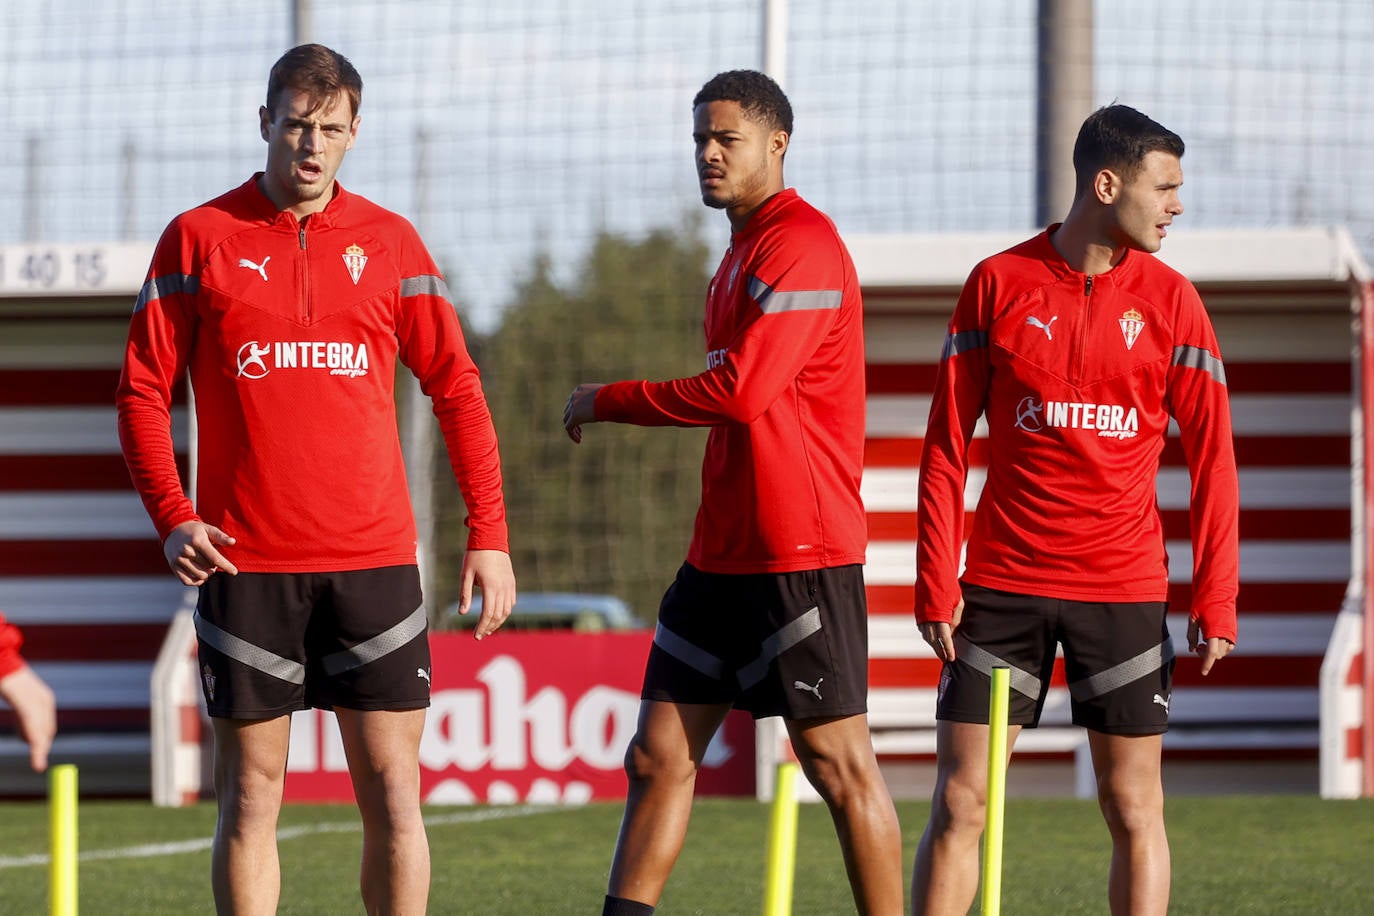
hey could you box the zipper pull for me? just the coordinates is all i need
[1084,275,1093,296]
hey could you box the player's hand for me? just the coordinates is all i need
[1187,618,1235,676]
[921,599,964,662]
[458,549,516,640]
[0,665,57,772]
[562,383,603,443]
[163,520,238,586]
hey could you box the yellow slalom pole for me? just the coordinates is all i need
[981,666,1010,916]
[762,761,801,916]
[50,763,78,916]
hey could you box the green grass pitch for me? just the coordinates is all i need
[2,796,1372,914]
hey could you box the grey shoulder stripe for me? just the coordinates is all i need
[1068,638,1175,703]
[746,276,843,314]
[134,273,199,314]
[654,623,725,680]
[736,606,822,690]
[321,606,428,676]
[1172,344,1227,385]
[400,274,451,301]
[952,633,1041,700]
[941,330,988,361]
[194,610,305,685]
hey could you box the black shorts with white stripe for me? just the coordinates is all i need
[641,563,870,720]
[936,583,1174,735]
[194,565,431,719]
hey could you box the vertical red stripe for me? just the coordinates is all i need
[180,705,202,742]
[1364,280,1374,795]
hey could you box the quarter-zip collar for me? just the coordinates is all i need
[242,172,351,231]
[1036,222,1142,291]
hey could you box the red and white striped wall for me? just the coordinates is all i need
[1322,279,1374,797]
[0,250,192,794]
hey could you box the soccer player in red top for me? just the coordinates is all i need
[910,105,1240,916]
[117,45,515,915]
[565,70,903,916]
[0,612,57,772]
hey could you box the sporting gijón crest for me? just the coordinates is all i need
[1119,307,1144,350]
[342,243,368,285]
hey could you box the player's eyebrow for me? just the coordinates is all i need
[284,116,350,130]
[694,128,744,140]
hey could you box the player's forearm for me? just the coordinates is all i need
[1175,389,1240,640]
[1187,480,1240,642]
[595,359,802,427]
[594,378,738,427]
[914,567,962,625]
[454,474,510,554]
[915,513,966,624]
[433,398,510,552]
[595,306,829,428]
[914,430,973,624]
[117,402,198,539]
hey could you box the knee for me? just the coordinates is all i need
[357,783,422,834]
[1096,780,1164,837]
[623,734,697,788]
[347,761,423,830]
[216,765,285,828]
[928,777,986,838]
[797,746,884,811]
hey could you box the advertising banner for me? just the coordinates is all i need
[283,631,756,803]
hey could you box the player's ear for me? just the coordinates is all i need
[771,129,789,159]
[1093,168,1121,205]
[259,106,272,142]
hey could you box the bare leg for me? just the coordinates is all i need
[787,714,904,916]
[210,715,292,916]
[910,720,1021,916]
[335,707,430,916]
[605,700,732,905]
[1088,731,1169,916]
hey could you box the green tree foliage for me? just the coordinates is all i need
[432,218,713,622]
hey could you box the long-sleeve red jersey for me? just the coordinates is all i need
[118,176,508,573]
[0,613,23,680]
[595,189,868,574]
[915,228,1240,643]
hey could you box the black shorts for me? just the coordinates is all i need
[642,563,870,720]
[194,565,431,719]
[936,583,1175,735]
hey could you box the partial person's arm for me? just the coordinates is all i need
[0,614,56,772]
[1168,287,1240,672]
[914,266,995,660]
[394,231,515,636]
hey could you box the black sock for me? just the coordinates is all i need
[602,894,655,916]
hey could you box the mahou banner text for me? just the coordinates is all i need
[282,631,756,803]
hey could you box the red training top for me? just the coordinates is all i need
[595,189,868,574]
[0,613,23,680]
[915,228,1240,643]
[118,176,508,573]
